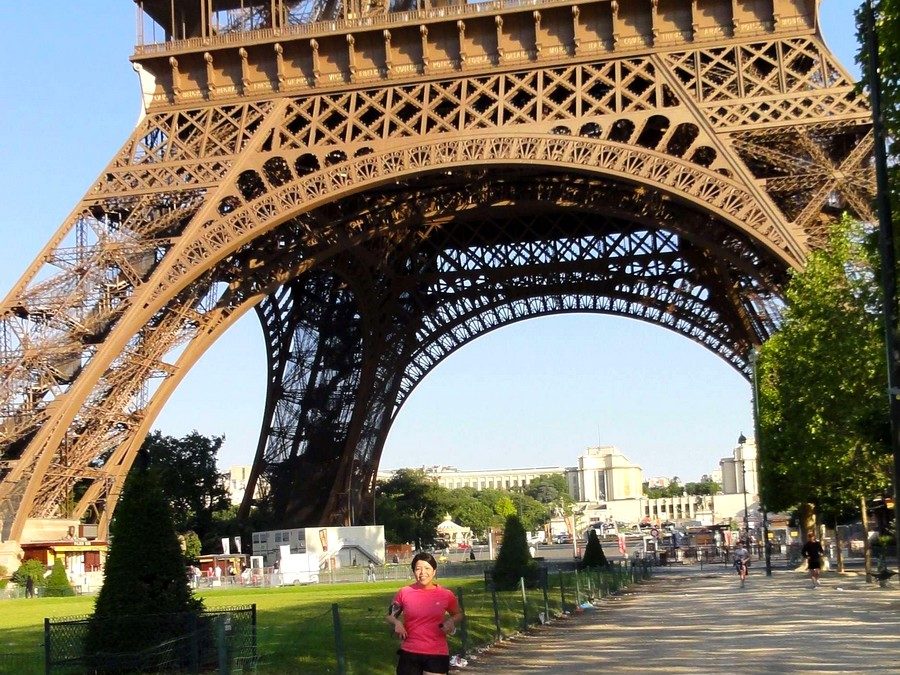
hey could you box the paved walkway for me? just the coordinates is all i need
[464,565,900,673]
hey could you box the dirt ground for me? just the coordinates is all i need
[460,566,900,673]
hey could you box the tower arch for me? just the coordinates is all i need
[0,0,874,546]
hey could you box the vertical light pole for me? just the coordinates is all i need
[748,348,771,575]
[347,457,356,526]
[739,440,749,546]
[865,0,900,585]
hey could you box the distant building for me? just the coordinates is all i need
[719,438,758,496]
[224,465,267,505]
[378,464,566,491]
[566,446,643,502]
[378,439,759,531]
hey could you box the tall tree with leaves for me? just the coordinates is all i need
[476,488,517,525]
[857,2,900,197]
[857,0,900,560]
[375,469,449,549]
[757,217,892,528]
[140,430,231,548]
[526,473,574,526]
[525,474,572,506]
[443,488,494,538]
[508,491,552,532]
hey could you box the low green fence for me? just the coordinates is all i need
[317,560,652,675]
[1,561,652,674]
[43,605,256,674]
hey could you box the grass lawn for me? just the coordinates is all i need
[0,568,629,674]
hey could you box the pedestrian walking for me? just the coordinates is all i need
[801,530,825,588]
[366,560,377,582]
[25,576,35,598]
[733,541,750,588]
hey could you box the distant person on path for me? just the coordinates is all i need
[802,531,825,588]
[25,576,34,598]
[469,548,476,561]
[386,552,464,675]
[366,560,377,582]
[733,541,750,587]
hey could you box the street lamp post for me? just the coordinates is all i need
[748,348,772,575]
[738,440,749,546]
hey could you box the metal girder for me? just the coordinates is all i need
[0,0,874,539]
[230,170,787,525]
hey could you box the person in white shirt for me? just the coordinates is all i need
[733,541,751,587]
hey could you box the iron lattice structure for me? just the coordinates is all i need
[0,0,874,541]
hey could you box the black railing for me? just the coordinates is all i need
[43,605,256,674]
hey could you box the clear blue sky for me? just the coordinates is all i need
[0,2,863,482]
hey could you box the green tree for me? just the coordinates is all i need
[509,491,551,532]
[476,488,517,525]
[643,479,686,499]
[525,474,573,507]
[181,530,202,560]
[139,430,231,549]
[44,559,75,597]
[757,217,891,525]
[491,515,537,590]
[526,473,574,531]
[857,2,900,197]
[685,479,720,496]
[12,559,45,589]
[579,529,609,569]
[203,503,244,554]
[443,489,494,538]
[376,469,449,549]
[86,466,203,657]
[857,0,900,553]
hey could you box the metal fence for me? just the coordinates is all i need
[2,561,653,674]
[43,605,256,674]
[320,560,653,675]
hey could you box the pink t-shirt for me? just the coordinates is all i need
[392,584,460,656]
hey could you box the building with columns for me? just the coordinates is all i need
[719,436,758,496]
[566,445,643,502]
[377,465,566,491]
[378,440,759,532]
[223,465,268,506]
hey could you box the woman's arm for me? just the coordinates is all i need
[440,609,465,635]
[386,602,407,639]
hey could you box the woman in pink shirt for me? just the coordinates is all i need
[386,552,464,675]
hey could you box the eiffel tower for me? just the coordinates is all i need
[0,0,873,563]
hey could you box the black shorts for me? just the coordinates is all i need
[807,559,822,570]
[396,649,451,675]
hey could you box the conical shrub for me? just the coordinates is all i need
[85,467,203,660]
[579,529,609,569]
[44,559,75,597]
[492,515,538,590]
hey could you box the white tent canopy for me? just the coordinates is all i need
[435,513,472,545]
